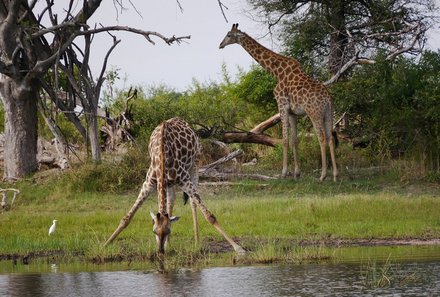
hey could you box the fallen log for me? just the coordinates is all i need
[199,171,277,181]
[199,149,243,174]
[199,181,269,188]
[221,131,281,147]
[200,181,269,187]
[251,113,280,134]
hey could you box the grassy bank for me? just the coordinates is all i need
[1,170,439,268]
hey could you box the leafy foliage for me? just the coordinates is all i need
[332,51,440,171]
[248,0,436,77]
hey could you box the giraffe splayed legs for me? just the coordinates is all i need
[104,117,245,255]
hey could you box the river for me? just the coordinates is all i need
[1,245,440,296]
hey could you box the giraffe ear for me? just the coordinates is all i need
[149,211,156,221]
[170,216,180,223]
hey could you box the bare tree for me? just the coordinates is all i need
[0,1,189,180]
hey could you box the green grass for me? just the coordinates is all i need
[1,171,439,269]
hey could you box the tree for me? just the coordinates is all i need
[0,1,189,180]
[248,0,437,83]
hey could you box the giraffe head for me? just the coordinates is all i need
[219,23,244,49]
[150,211,180,254]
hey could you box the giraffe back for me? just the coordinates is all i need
[149,117,200,188]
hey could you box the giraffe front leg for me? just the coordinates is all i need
[104,177,155,246]
[288,113,301,179]
[166,186,176,216]
[279,104,290,178]
[182,182,245,254]
[190,198,199,244]
[164,186,177,250]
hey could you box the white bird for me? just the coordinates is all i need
[48,219,57,236]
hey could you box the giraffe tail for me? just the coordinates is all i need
[183,192,189,205]
[332,131,339,149]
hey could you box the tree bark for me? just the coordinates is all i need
[0,76,38,180]
[221,131,281,147]
[251,113,280,133]
[220,114,282,147]
[86,110,101,161]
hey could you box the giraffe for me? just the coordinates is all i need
[220,24,338,182]
[104,117,245,255]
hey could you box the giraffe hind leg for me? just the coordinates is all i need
[279,105,290,178]
[181,181,245,254]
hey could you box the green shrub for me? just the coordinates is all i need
[67,145,150,193]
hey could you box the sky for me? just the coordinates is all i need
[88,0,266,92]
[86,0,440,92]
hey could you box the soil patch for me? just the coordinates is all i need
[1,238,439,264]
[202,237,440,254]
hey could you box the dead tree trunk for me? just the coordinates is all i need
[100,88,136,151]
[200,114,282,147]
[0,76,39,180]
[223,114,281,146]
[221,131,280,147]
[1,188,20,211]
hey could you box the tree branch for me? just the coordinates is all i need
[217,0,229,22]
[78,25,191,45]
[95,34,121,95]
[251,113,280,133]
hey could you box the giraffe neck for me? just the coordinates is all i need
[159,121,167,214]
[239,33,301,78]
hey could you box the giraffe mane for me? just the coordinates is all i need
[159,121,167,214]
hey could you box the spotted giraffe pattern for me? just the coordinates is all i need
[104,117,245,254]
[220,24,338,181]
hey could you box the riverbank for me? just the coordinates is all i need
[1,170,439,268]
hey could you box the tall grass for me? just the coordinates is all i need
[360,256,423,288]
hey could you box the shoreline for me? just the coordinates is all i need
[2,237,439,265]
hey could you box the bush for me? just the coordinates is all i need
[332,51,440,174]
[66,145,150,193]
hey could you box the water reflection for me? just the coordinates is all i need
[1,261,439,297]
[50,264,58,273]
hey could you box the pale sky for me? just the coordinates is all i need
[88,0,266,92]
[87,1,440,92]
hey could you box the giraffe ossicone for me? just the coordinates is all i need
[220,24,338,181]
[104,117,245,255]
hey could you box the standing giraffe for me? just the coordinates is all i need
[104,117,245,254]
[220,24,338,181]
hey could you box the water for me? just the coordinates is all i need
[1,260,439,297]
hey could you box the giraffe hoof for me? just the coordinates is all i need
[235,246,247,255]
